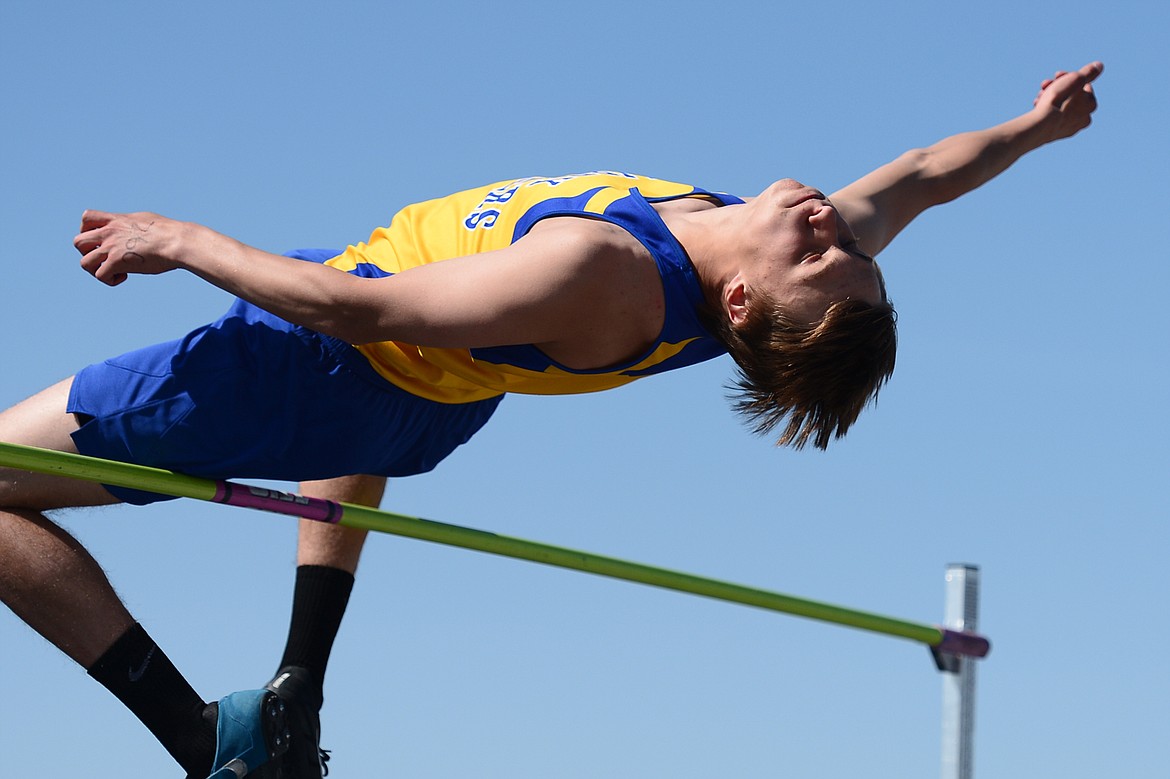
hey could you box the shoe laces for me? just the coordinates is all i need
[320,747,331,777]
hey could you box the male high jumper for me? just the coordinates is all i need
[0,62,1100,777]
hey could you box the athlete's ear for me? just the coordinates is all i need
[723,273,749,328]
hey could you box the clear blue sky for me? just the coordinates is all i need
[2,1,1166,776]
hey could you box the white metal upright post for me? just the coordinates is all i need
[940,563,980,779]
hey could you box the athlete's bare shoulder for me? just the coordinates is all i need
[522,213,666,370]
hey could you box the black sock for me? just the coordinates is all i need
[87,623,215,775]
[275,565,355,707]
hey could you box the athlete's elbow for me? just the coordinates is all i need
[321,314,396,346]
[316,281,406,345]
[896,148,953,202]
[915,138,1007,205]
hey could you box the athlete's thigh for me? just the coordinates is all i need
[300,474,387,506]
[0,377,121,510]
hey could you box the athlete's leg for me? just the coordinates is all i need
[0,377,130,664]
[0,378,228,775]
[265,474,381,778]
[278,475,379,684]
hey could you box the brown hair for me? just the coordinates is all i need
[701,291,898,450]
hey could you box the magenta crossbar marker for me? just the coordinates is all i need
[212,480,342,523]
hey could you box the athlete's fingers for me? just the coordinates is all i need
[1039,64,1100,109]
[1035,72,1066,107]
[77,246,106,276]
[79,209,115,232]
[73,226,104,255]
[83,250,127,287]
[75,211,116,255]
[1077,60,1104,83]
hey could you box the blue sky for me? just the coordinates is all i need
[2,1,1167,776]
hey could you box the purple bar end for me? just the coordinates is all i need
[935,628,991,658]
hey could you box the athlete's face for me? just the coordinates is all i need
[740,179,885,324]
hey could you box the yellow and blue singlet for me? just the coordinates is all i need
[326,171,743,404]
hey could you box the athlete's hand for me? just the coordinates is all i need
[1031,61,1102,143]
[74,210,186,286]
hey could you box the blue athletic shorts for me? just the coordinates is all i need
[67,249,504,505]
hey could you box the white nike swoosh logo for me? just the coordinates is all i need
[128,645,157,682]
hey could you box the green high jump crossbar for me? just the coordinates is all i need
[0,440,989,661]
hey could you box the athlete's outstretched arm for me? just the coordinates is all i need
[830,61,1103,258]
[72,212,405,343]
[73,211,633,352]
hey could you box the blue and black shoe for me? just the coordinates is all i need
[202,689,290,778]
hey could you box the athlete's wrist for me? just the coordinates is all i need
[168,221,234,273]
